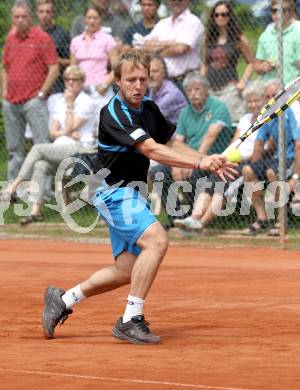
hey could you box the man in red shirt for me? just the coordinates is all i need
[2,0,59,183]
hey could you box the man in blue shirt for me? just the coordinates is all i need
[242,80,300,236]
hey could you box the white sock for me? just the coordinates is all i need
[122,295,145,323]
[61,284,86,310]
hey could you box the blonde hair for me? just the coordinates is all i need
[113,48,151,80]
[35,0,54,8]
[63,65,86,81]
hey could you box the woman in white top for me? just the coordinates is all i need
[6,65,96,225]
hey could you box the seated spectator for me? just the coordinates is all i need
[149,71,232,229]
[70,4,117,110]
[4,66,96,225]
[173,81,265,232]
[200,1,254,123]
[36,0,70,94]
[124,0,159,46]
[70,0,127,43]
[141,0,204,87]
[241,79,300,236]
[148,55,188,125]
[2,0,59,184]
[255,0,300,84]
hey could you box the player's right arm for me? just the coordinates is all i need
[135,138,237,180]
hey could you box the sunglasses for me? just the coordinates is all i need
[64,77,82,82]
[271,7,291,14]
[214,12,229,18]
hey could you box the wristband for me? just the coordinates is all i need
[197,155,204,170]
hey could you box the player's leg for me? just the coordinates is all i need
[80,251,136,296]
[112,221,168,345]
[42,251,137,340]
[129,221,168,299]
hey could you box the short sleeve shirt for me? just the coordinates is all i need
[70,29,117,86]
[94,95,176,186]
[3,26,57,103]
[256,21,300,84]
[144,9,204,77]
[176,96,232,154]
[257,107,300,160]
[51,91,96,147]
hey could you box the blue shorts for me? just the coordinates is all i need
[93,184,157,259]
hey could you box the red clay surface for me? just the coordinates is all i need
[1,239,300,390]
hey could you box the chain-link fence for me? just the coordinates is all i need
[0,0,300,247]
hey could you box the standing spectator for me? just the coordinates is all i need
[148,55,188,125]
[5,65,96,224]
[2,0,59,183]
[255,0,300,84]
[149,72,232,229]
[124,0,160,46]
[142,0,204,86]
[36,0,70,93]
[70,0,127,43]
[200,0,254,123]
[242,79,300,236]
[70,4,117,109]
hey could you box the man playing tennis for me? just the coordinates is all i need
[42,49,237,345]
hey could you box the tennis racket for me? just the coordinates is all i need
[222,76,300,156]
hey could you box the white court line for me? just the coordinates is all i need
[0,368,252,390]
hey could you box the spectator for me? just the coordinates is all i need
[70,0,127,43]
[70,4,117,109]
[5,65,96,225]
[255,0,300,84]
[242,79,300,236]
[2,0,59,183]
[149,71,232,229]
[200,0,254,123]
[148,55,188,125]
[142,0,204,86]
[36,0,70,93]
[173,81,266,232]
[124,0,159,46]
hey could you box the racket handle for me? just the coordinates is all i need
[221,139,242,156]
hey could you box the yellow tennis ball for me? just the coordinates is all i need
[226,148,242,163]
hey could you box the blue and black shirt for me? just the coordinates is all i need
[94,94,176,186]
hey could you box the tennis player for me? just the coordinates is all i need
[42,49,237,345]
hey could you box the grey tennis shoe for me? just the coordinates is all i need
[112,315,161,344]
[42,286,72,339]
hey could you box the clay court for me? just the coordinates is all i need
[1,239,300,390]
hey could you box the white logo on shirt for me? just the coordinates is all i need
[130,128,146,140]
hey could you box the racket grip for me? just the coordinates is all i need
[221,139,242,156]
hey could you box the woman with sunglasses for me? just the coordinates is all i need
[255,0,300,84]
[200,0,254,123]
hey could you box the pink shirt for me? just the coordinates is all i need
[70,29,116,86]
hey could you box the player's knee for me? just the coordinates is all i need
[151,227,169,256]
[139,222,169,254]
